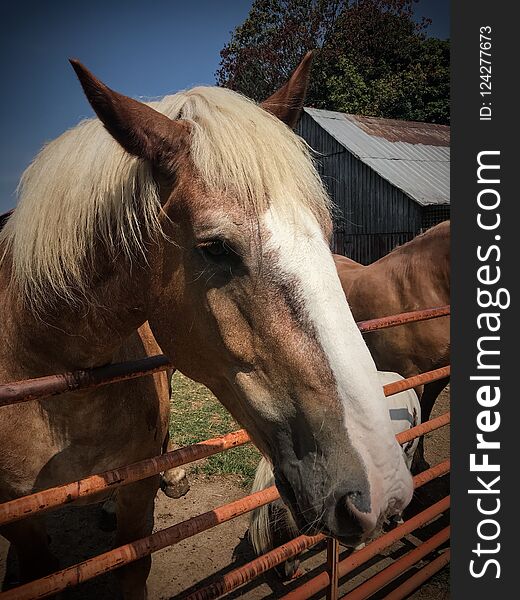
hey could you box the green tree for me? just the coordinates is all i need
[217,0,449,124]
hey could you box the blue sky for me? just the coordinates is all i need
[0,0,449,212]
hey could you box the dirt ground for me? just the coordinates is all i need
[0,389,450,599]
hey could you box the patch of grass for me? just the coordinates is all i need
[169,372,261,487]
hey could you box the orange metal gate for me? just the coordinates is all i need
[0,306,450,600]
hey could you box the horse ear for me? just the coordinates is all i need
[261,51,314,129]
[69,59,188,166]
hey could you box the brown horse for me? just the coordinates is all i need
[0,54,412,597]
[0,211,188,527]
[334,220,450,471]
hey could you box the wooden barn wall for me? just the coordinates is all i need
[297,113,423,264]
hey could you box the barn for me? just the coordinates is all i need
[296,109,450,264]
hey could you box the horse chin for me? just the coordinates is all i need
[332,510,389,549]
[329,529,367,548]
[358,517,386,546]
[273,474,303,529]
[273,473,324,537]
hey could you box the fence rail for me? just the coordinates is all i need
[0,369,450,528]
[0,305,450,600]
[0,355,171,407]
[0,305,450,407]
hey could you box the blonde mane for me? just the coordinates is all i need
[0,86,330,309]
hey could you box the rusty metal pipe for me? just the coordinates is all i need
[396,412,450,445]
[383,367,450,397]
[190,495,450,600]
[340,527,450,600]
[281,495,450,600]
[0,486,280,600]
[326,538,341,600]
[357,306,450,333]
[0,307,449,408]
[184,534,326,600]
[0,355,172,407]
[383,550,451,600]
[0,353,448,409]
[0,408,449,528]
[0,429,250,527]
[412,459,450,487]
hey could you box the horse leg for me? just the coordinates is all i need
[160,431,190,499]
[114,476,159,600]
[1,517,59,586]
[411,377,450,474]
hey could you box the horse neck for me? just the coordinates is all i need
[375,228,450,295]
[0,246,152,378]
[412,227,450,291]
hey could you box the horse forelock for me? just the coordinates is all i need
[0,86,330,311]
[156,87,330,219]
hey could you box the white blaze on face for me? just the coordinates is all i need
[263,206,413,515]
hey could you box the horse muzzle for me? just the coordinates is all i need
[274,456,413,546]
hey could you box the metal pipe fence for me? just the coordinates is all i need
[0,305,450,600]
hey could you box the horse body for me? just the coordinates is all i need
[0,317,169,593]
[0,54,412,597]
[334,222,450,379]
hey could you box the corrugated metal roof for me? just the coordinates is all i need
[304,108,450,206]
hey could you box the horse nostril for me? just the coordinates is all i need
[343,492,377,536]
[345,490,371,515]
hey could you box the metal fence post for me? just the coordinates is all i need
[326,537,340,600]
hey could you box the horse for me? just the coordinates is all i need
[98,367,190,534]
[0,53,412,598]
[334,220,450,472]
[250,372,421,579]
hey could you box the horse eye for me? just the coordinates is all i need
[197,240,232,259]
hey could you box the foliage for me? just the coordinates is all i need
[217,0,449,124]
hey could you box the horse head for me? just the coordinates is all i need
[64,56,413,546]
